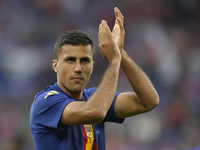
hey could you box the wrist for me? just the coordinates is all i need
[109,58,121,67]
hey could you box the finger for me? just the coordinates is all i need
[115,7,124,23]
[98,20,107,37]
[99,20,112,44]
[100,20,110,32]
[112,8,119,33]
[114,8,124,32]
[117,17,124,30]
[114,7,120,18]
[101,20,107,25]
[114,7,121,26]
[99,20,107,29]
[115,12,124,32]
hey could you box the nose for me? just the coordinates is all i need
[74,62,82,73]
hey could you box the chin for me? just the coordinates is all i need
[68,85,84,93]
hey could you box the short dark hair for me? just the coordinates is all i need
[54,30,95,60]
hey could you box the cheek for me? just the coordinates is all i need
[58,66,70,79]
[85,69,92,81]
[61,69,69,78]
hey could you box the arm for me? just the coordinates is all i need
[61,21,121,125]
[112,7,159,118]
[115,51,159,118]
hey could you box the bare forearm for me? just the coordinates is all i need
[86,60,121,120]
[121,50,159,110]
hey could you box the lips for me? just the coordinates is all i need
[71,76,83,81]
[72,76,82,79]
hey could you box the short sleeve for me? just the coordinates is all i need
[31,91,74,128]
[84,88,125,123]
[104,92,125,123]
[83,87,97,99]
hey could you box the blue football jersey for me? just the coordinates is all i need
[30,83,124,150]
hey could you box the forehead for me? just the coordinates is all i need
[59,44,93,59]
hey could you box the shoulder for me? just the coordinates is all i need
[34,83,69,102]
[31,87,75,118]
[84,87,97,94]
[34,89,65,102]
[83,87,97,99]
[32,85,72,109]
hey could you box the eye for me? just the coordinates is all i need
[66,57,76,63]
[81,58,90,63]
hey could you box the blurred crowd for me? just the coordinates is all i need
[0,0,200,149]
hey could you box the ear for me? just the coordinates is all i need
[52,59,58,73]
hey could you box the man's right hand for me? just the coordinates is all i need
[98,20,121,63]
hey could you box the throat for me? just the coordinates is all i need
[58,82,83,100]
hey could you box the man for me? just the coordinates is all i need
[30,7,159,150]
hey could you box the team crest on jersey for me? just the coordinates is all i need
[44,90,59,99]
[84,125,94,138]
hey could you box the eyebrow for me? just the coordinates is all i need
[63,55,92,60]
[81,56,92,60]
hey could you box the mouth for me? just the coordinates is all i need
[71,76,83,82]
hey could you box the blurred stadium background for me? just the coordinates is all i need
[0,0,200,149]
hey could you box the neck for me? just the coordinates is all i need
[57,82,83,100]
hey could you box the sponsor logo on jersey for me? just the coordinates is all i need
[44,91,59,99]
